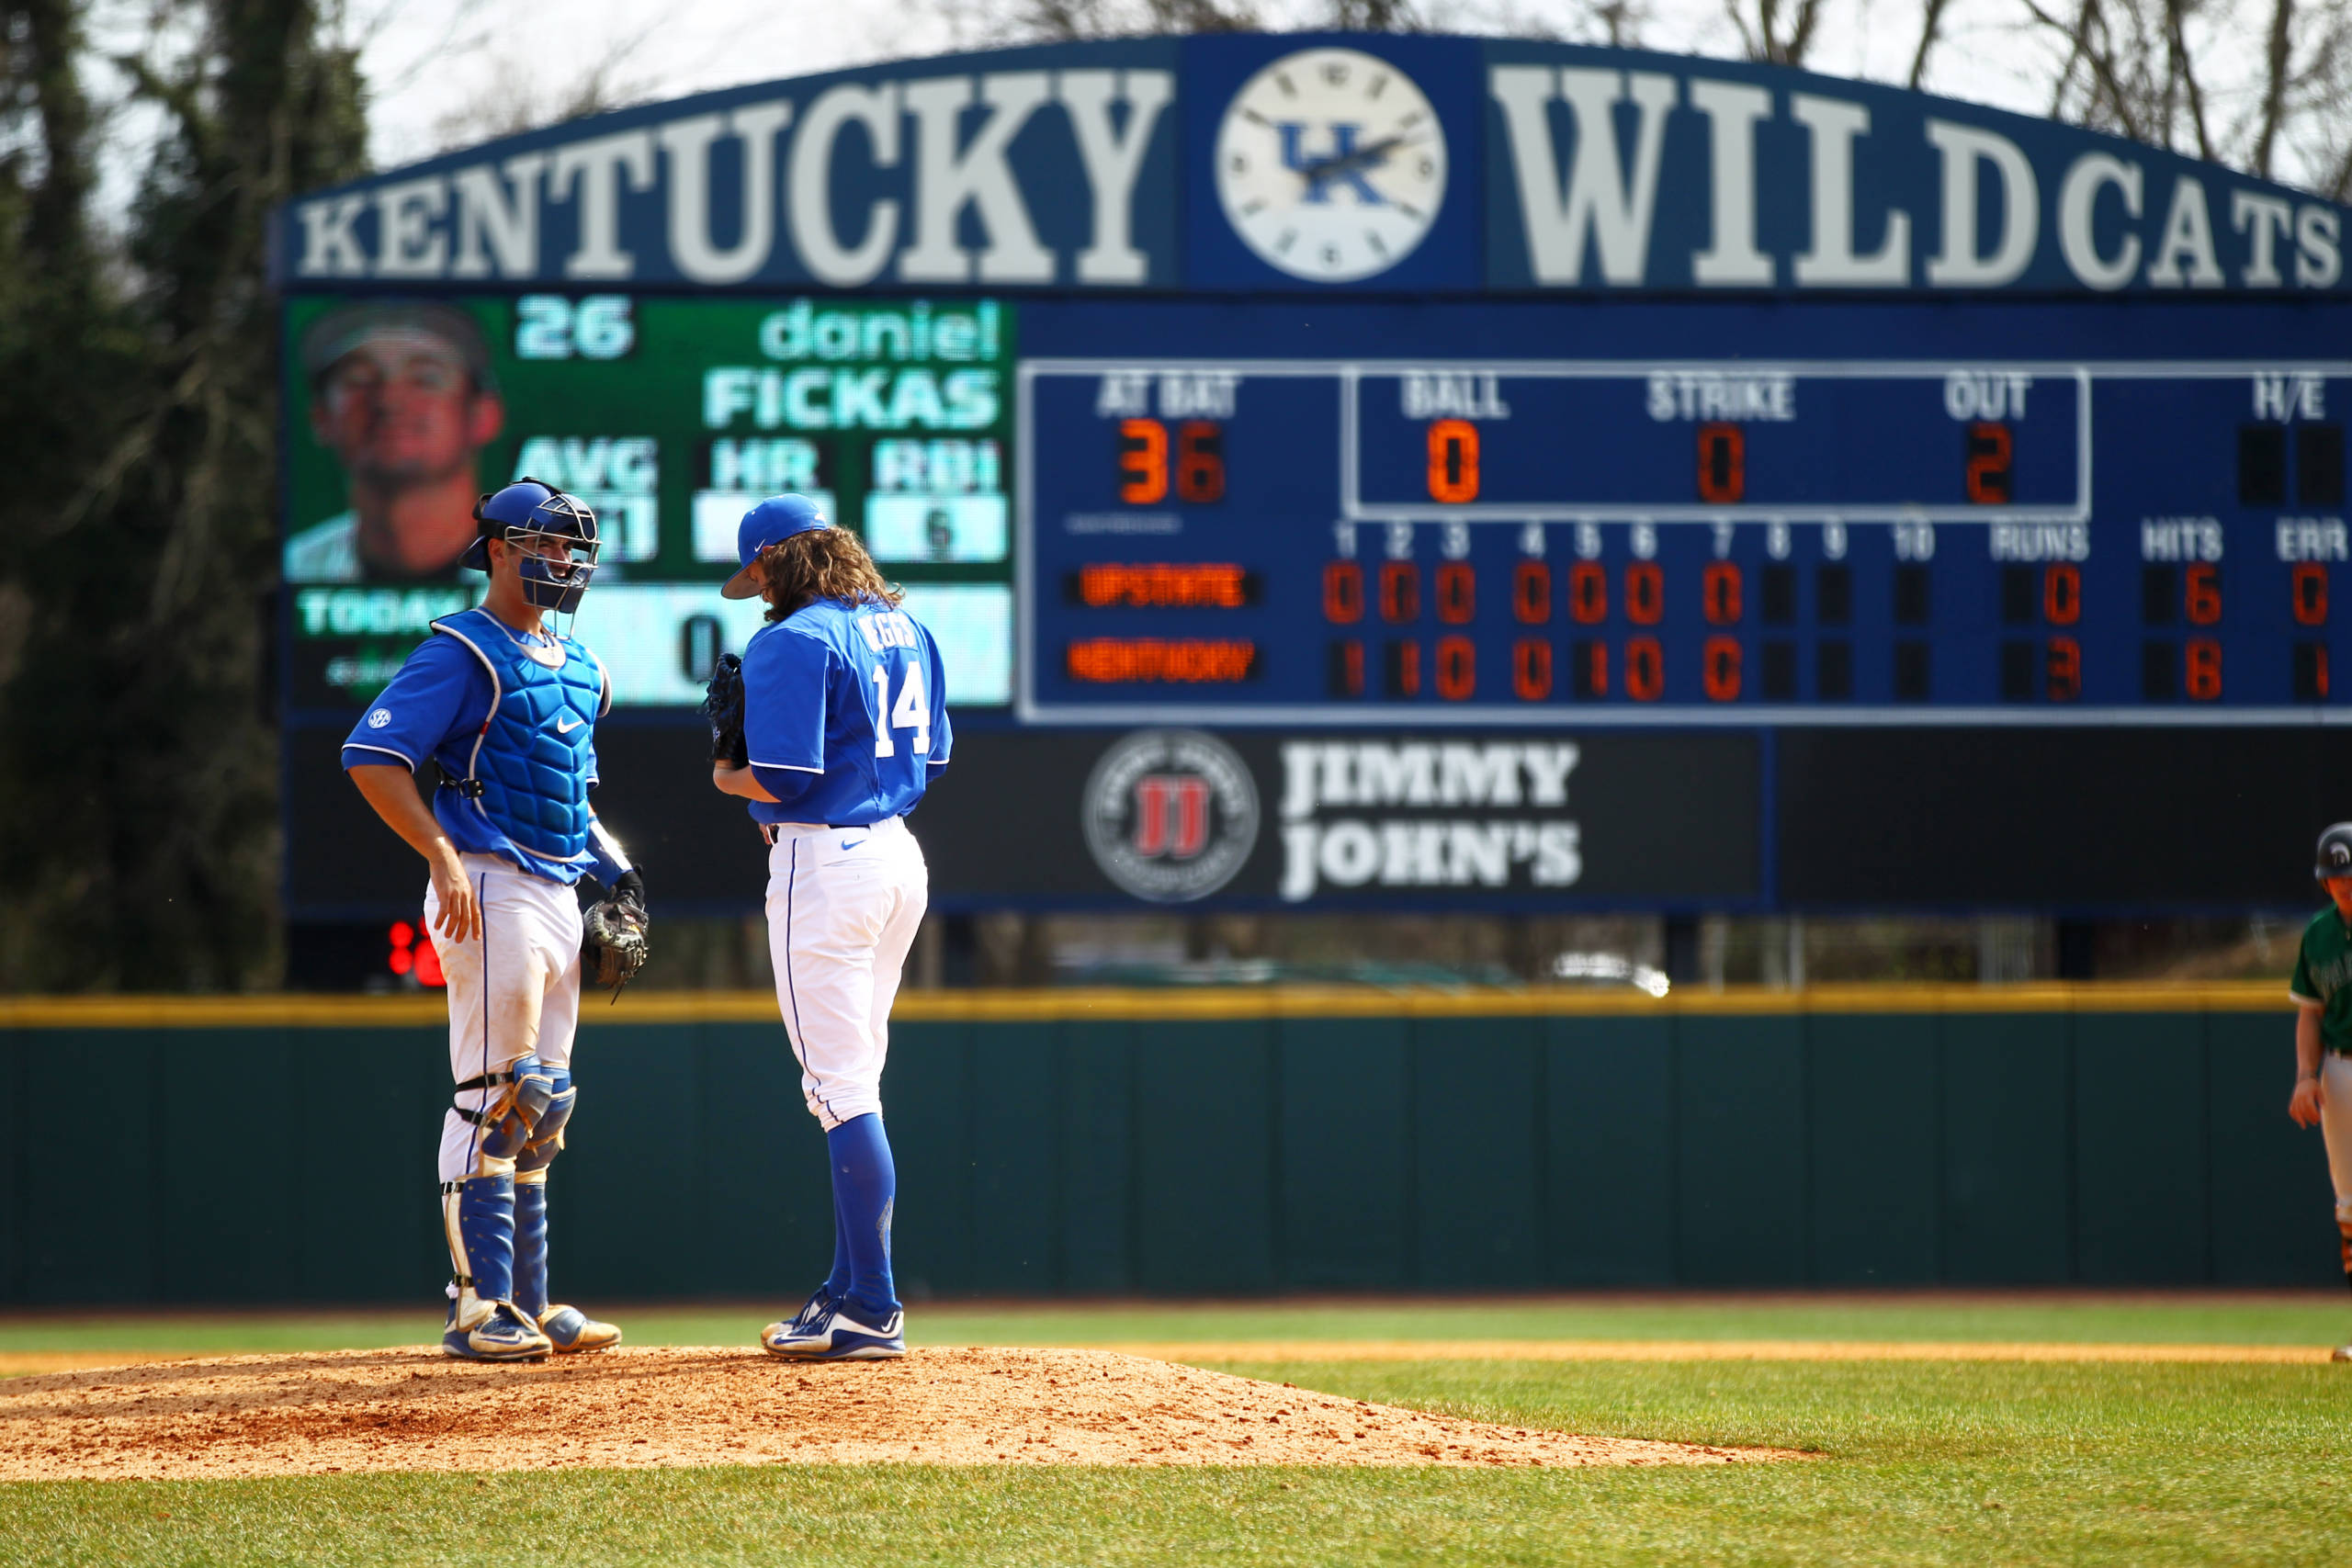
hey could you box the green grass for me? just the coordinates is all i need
[6,1302,2352,1565]
[6,1292,2349,1356]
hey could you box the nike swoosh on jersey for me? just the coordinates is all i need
[840,839,861,851]
[555,713,582,733]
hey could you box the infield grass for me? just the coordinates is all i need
[4,1299,2350,1566]
[3,1291,2348,1357]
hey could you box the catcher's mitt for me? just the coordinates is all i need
[702,652,748,768]
[582,870,650,1000]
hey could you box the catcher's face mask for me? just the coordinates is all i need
[501,502,601,613]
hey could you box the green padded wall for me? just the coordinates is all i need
[0,998,2335,1303]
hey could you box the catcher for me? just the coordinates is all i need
[345,479,649,1361]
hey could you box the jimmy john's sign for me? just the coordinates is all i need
[275,36,2347,298]
[917,728,1760,908]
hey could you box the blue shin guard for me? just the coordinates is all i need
[508,1174,620,1352]
[505,1070,616,1353]
[440,1173,549,1360]
[512,1177,550,1319]
[827,1113,899,1321]
[510,1067,574,1319]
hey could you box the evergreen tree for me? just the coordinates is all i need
[0,0,367,989]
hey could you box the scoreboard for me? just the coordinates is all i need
[1022,305,2350,723]
[269,32,2352,936]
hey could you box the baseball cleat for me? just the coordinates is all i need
[537,1303,621,1353]
[443,1300,553,1362]
[761,1301,905,1360]
[2332,1344,2352,1362]
[775,1286,836,1337]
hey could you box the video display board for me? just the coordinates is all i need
[281,293,1015,713]
[1022,304,2349,722]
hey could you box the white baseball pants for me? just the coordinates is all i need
[424,853,583,1183]
[2323,1053,2352,1222]
[764,817,929,1130]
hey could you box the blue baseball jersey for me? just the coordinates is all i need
[741,597,952,827]
[340,623,616,882]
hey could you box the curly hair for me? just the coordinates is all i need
[756,527,904,622]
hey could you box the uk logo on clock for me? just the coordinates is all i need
[1213,47,1450,282]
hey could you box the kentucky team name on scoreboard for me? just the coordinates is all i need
[1021,354,2349,722]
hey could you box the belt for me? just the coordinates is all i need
[760,817,895,846]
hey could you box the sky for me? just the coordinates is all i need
[345,0,2086,172]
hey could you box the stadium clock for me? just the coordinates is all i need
[1212,46,1449,282]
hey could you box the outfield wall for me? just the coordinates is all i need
[0,987,2329,1304]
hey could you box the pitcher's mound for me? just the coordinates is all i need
[0,1347,1801,1480]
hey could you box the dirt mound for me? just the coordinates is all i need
[0,1347,1796,1480]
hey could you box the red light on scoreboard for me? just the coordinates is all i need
[1118,419,1225,504]
[1568,562,1606,624]
[2047,637,2082,701]
[2183,562,2221,625]
[1435,636,1476,699]
[1513,561,1551,623]
[1625,637,1664,701]
[1696,423,1745,503]
[1117,418,1167,503]
[1067,638,1258,683]
[1702,636,1741,701]
[1512,637,1552,699]
[1378,562,1420,623]
[2294,562,2330,625]
[1435,561,1476,624]
[1076,563,1250,608]
[1426,420,1479,502]
[1324,561,1364,623]
[387,921,445,987]
[1625,562,1664,626]
[1966,422,2013,503]
[2186,637,2222,699]
[1702,561,1742,624]
[2043,563,2081,625]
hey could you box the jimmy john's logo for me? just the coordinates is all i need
[1082,729,1260,902]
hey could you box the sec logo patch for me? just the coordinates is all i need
[366,708,392,729]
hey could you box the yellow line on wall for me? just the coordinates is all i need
[0,980,2293,1029]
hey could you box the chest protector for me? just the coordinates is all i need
[432,608,603,871]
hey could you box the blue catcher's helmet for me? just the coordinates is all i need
[464,478,601,613]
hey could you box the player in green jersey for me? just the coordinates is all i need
[2289,823,2352,1361]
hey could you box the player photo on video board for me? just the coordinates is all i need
[281,294,1017,709]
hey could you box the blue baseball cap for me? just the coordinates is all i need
[721,493,832,599]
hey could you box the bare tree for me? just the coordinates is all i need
[935,0,1259,44]
[424,23,661,154]
[2251,0,2293,174]
[1725,0,1829,65]
[1907,0,1952,85]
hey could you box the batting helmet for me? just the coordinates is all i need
[2315,823,2352,881]
[464,478,600,613]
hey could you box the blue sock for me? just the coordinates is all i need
[826,1113,899,1320]
[823,1163,851,1301]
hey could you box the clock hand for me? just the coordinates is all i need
[1293,133,1409,189]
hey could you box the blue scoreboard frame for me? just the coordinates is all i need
[268,32,2352,936]
[1019,299,2347,725]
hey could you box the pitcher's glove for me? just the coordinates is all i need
[582,869,650,1000]
[702,653,748,768]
